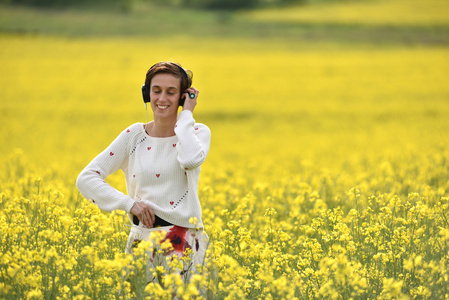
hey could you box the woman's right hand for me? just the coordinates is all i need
[130,201,155,228]
[182,87,199,112]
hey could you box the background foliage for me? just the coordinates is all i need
[3,0,307,10]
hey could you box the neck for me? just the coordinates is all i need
[147,115,177,137]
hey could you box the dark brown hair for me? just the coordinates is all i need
[144,62,193,94]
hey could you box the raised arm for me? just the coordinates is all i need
[174,110,211,170]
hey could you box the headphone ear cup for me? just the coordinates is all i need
[142,84,150,103]
[179,94,185,107]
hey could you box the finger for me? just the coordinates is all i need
[139,204,154,228]
[139,206,147,227]
[134,202,143,221]
[186,88,198,98]
[139,204,150,228]
[185,91,195,100]
[141,211,148,228]
[148,207,155,226]
[144,211,152,228]
[143,213,151,228]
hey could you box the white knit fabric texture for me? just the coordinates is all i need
[76,110,211,228]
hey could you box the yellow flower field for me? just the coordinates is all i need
[244,0,449,26]
[0,7,448,298]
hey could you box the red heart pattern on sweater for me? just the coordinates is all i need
[126,129,130,132]
[147,147,151,150]
[170,201,174,205]
[110,152,114,156]
[156,174,160,178]
[173,144,176,147]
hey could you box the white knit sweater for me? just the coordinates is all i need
[76,110,211,228]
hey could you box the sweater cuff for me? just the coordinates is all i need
[178,109,194,122]
[124,198,136,213]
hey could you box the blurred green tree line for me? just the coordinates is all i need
[3,0,307,11]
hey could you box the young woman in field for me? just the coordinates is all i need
[76,61,211,283]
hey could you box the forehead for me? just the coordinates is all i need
[150,73,181,89]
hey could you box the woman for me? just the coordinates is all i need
[76,61,211,282]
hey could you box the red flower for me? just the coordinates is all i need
[162,226,191,255]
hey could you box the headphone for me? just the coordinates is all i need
[141,62,192,107]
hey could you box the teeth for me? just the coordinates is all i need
[158,105,168,109]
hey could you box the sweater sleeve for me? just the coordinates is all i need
[76,127,136,213]
[174,110,211,170]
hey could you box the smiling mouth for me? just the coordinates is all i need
[157,105,169,110]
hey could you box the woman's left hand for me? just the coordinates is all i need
[182,87,199,112]
[130,201,155,228]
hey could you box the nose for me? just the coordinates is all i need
[158,92,170,102]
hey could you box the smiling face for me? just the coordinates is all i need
[149,73,182,119]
